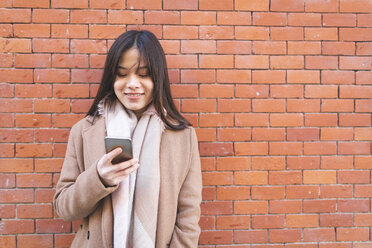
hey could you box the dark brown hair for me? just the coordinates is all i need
[87,30,190,130]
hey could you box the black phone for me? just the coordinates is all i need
[104,137,133,164]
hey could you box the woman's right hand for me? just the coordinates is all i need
[97,147,139,187]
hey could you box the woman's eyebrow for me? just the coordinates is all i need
[117,65,147,69]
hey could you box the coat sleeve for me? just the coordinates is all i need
[53,123,118,221]
[169,128,202,247]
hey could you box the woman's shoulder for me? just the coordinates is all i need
[163,126,197,145]
[70,115,103,135]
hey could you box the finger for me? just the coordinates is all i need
[105,147,123,163]
[115,163,140,179]
[116,158,139,170]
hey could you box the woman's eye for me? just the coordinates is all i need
[117,73,127,77]
[138,73,149,78]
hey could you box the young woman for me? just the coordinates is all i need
[54,30,202,248]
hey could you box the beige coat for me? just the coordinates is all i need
[53,116,202,248]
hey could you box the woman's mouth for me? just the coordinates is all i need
[125,93,144,100]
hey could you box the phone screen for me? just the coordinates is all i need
[104,137,133,164]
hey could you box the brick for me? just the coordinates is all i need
[322,41,355,55]
[340,57,372,70]
[199,0,233,10]
[17,235,53,248]
[0,189,33,203]
[325,14,356,27]
[199,55,233,68]
[235,26,269,40]
[252,70,286,84]
[89,25,125,39]
[337,228,369,241]
[17,204,53,219]
[144,11,179,24]
[171,84,197,98]
[252,128,285,141]
[253,41,286,54]
[0,54,12,68]
[338,142,370,155]
[200,113,234,127]
[270,85,303,98]
[269,229,301,243]
[305,0,338,12]
[322,99,354,112]
[271,0,304,11]
[235,142,268,155]
[269,171,302,185]
[0,114,15,128]
[70,99,93,113]
[341,86,372,99]
[358,14,372,27]
[0,9,31,23]
[287,128,319,141]
[71,39,106,53]
[355,156,372,169]
[55,234,75,248]
[35,129,70,143]
[217,186,250,200]
[355,214,372,227]
[286,185,319,199]
[270,113,303,127]
[0,83,13,97]
[320,185,353,198]
[181,99,215,112]
[305,85,338,98]
[16,84,51,98]
[180,11,215,25]
[0,129,32,143]
[270,142,302,155]
[89,55,106,68]
[35,158,64,172]
[216,157,250,171]
[321,70,354,84]
[217,69,250,83]
[288,13,321,26]
[33,39,69,53]
[355,128,372,140]
[71,69,102,83]
[32,9,69,23]
[287,70,320,84]
[271,27,303,41]
[0,99,32,113]
[357,42,372,55]
[201,201,232,215]
[34,99,70,113]
[163,25,198,39]
[89,0,124,9]
[0,0,11,7]
[235,171,268,185]
[288,41,321,54]
[236,55,269,69]
[270,200,302,214]
[306,56,338,69]
[304,142,337,155]
[340,0,372,12]
[15,54,51,68]
[217,41,251,55]
[217,216,250,229]
[163,0,197,9]
[303,228,336,242]
[234,201,268,214]
[16,144,52,158]
[35,189,55,203]
[0,204,15,218]
[14,24,50,38]
[236,113,269,127]
[305,113,338,126]
[126,25,162,38]
[356,100,372,112]
[200,215,214,229]
[235,0,269,11]
[36,219,71,233]
[253,99,285,112]
[199,231,232,245]
[202,172,232,186]
[286,214,318,228]
[320,128,353,140]
[181,40,215,54]
[199,26,234,40]
[217,99,252,113]
[253,12,286,26]
[252,156,285,170]
[52,54,88,68]
[0,174,15,188]
[303,170,336,184]
[305,28,338,40]
[199,143,233,156]
[321,156,353,169]
[252,186,285,200]
[52,24,88,38]
[235,85,269,98]
[288,99,320,112]
[271,56,304,69]
[340,28,372,41]
[108,10,143,24]
[51,0,88,8]
[0,220,34,234]
[34,69,70,83]
[0,159,33,173]
[339,199,370,212]
[166,55,197,68]
[0,39,31,53]
[218,11,251,25]
[181,70,215,83]
[252,215,284,229]
[303,199,336,213]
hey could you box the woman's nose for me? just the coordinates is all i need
[126,76,140,88]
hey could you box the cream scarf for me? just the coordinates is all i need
[103,99,164,248]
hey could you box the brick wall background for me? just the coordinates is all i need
[1,0,372,247]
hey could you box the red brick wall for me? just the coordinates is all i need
[1,0,372,247]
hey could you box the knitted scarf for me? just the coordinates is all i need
[103,99,164,248]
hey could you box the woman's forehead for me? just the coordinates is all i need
[118,47,147,69]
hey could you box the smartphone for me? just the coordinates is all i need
[104,137,133,164]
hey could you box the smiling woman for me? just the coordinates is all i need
[53,30,202,248]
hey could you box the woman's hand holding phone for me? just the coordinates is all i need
[97,147,139,187]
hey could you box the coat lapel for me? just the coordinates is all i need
[82,117,106,170]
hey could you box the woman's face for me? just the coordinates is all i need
[114,47,154,117]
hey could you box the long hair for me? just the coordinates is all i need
[87,30,190,130]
